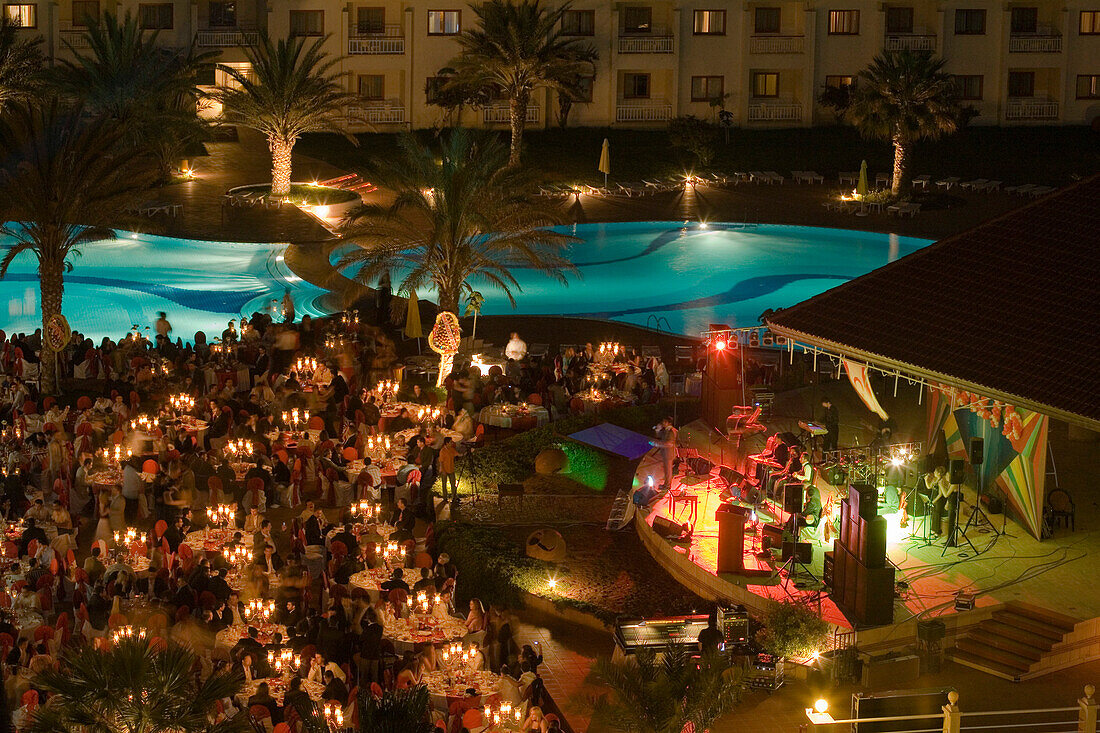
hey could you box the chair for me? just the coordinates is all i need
[726,405,766,447]
[308,416,325,431]
[1047,488,1075,531]
[342,446,358,461]
[142,459,159,475]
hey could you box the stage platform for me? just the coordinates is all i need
[633,419,1100,649]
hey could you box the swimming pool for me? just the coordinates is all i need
[0,230,330,342]
[334,222,932,336]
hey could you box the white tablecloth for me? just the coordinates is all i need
[478,405,550,429]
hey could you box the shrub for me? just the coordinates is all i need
[755,599,831,659]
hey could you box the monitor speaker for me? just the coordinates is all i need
[652,515,684,539]
[860,515,888,568]
[688,456,715,477]
[783,482,804,514]
[949,459,966,484]
[781,541,812,563]
[761,523,784,549]
[969,437,984,466]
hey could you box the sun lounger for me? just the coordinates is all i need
[936,177,961,190]
[838,171,858,186]
[643,179,672,192]
[707,172,733,186]
[912,175,932,189]
[1005,183,1036,195]
[803,170,824,184]
[886,202,921,217]
[960,178,988,190]
[875,173,890,187]
[1027,185,1055,198]
[978,180,1002,192]
[763,171,785,184]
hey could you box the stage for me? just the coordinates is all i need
[633,419,1100,644]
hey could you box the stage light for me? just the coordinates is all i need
[698,221,709,229]
[811,650,821,661]
[714,339,727,351]
[547,576,557,591]
[814,699,829,715]
[890,456,904,467]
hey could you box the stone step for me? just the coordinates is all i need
[946,648,1022,682]
[955,637,1035,672]
[978,620,1057,652]
[992,610,1069,643]
[1006,602,1079,633]
[967,628,1047,661]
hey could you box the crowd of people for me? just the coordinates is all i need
[0,310,629,733]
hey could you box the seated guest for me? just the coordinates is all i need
[380,568,410,594]
[246,681,282,724]
[386,408,414,434]
[321,668,348,703]
[465,598,486,633]
[18,518,48,557]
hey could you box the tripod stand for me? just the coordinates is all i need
[779,519,819,590]
[942,460,993,557]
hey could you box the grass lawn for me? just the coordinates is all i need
[298,124,1098,188]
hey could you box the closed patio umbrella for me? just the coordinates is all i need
[598,138,611,187]
[404,290,423,349]
[856,160,869,199]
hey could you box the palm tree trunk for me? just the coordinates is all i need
[39,260,65,395]
[507,89,530,168]
[269,135,294,196]
[891,130,910,195]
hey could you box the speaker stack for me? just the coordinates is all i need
[831,484,895,626]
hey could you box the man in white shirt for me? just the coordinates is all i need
[505,332,527,361]
[121,458,143,523]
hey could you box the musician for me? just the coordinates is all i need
[927,467,959,539]
[652,416,678,491]
[787,486,822,538]
[821,399,839,453]
[767,446,803,501]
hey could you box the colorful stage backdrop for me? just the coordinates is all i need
[926,386,1049,540]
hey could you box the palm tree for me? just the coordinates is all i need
[465,289,485,343]
[337,129,577,315]
[53,12,218,180]
[212,31,357,196]
[592,645,741,733]
[0,101,158,392]
[447,0,597,166]
[292,684,436,733]
[26,636,245,732]
[847,50,960,193]
[0,15,43,110]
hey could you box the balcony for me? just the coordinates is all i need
[482,104,540,124]
[884,33,936,51]
[348,25,404,54]
[748,101,802,122]
[58,28,90,49]
[616,101,672,122]
[1009,34,1062,53]
[1005,98,1059,120]
[196,28,259,47]
[618,33,674,54]
[749,35,804,54]
[350,102,406,125]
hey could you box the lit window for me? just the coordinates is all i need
[828,10,859,34]
[1076,74,1100,98]
[752,72,779,97]
[1081,10,1100,34]
[693,9,725,35]
[824,75,853,88]
[3,3,37,27]
[690,76,723,101]
[427,10,459,35]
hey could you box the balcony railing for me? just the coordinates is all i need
[748,101,803,122]
[1009,34,1062,53]
[618,34,674,53]
[884,33,936,51]
[1005,98,1059,120]
[348,24,404,54]
[196,28,259,46]
[616,101,672,122]
[349,103,406,125]
[482,104,540,124]
[749,35,805,54]
[58,28,90,49]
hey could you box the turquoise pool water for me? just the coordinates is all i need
[334,222,932,336]
[0,231,329,342]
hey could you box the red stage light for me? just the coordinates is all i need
[715,339,727,351]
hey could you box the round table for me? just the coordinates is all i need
[383,613,469,651]
[239,674,325,706]
[478,405,550,429]
[87,467,124,487]
[348,567,389,594]
[184,528,237,554]
[215,622,287,650]
[394,428,464,446]
[421,668,503,711]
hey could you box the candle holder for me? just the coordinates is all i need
[294,357,318,380]
[282,408,304,436]
[111,625,146,644]
[112,527,140,549]
[224,545,254,567]
[207,504,236,528]
[322,702,344,730]
[100,444,132,467]
[381,541,407,569]
[355,501,381,522]
[225,439,253,460]
[267,648,300,674]
[374,380,397,401]
[129,415,154,432]
[245,598,274,623]
[169,394,195,413]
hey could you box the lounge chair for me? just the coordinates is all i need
[803,170,824,184]
[616,182,646,197]
[960,178,988,190]
[838,171,858,186]
[748,171,767,184]
[875,173,890,187]
[763,171,785,184]
[1027,185,1055,198]
[978,180,1002,192]
[911,175,932,189]
[887,202,921,217]
[1005,183,1036,195]
[936,176,961,190]
[643,178,672,192]
[707,172,733,186]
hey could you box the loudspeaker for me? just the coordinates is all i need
[761,523,784,549]
[781,541,812,563]
[701,348,744,430]
[687,456,715,477]
[854,565,896,625]
[824,464,847,485]
[981,494,1004,514]
[859,515,888,569]
[949,459,966,484]
[783,482,804,514]
[633,485,657,506]
[850,483,878,520]
[652,515,685,539]
[969,437,984,466]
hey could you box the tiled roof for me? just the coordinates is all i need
[767,174,1100,430]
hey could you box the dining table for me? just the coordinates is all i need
[383,612,469,652]
[184,527,238,555]
[420,668,503,711]
[394,427,465,445]
[477,404,550,429]
[238,674,326,706]
[215,622,287,650]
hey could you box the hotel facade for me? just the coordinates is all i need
[7,0,1100,129]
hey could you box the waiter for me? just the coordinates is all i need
[821,399,839,453]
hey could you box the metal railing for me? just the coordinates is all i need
[348,24,404,54]
[1006,98,1059,120]
[195,28,259,46]
[748,101,802,122]
[884,33,936,51]
[1009,33,1062,52]
[58,29,90,48]
[349,103,406,125]
[749,34,805,53]
[482,104,540,124]
[617,34,674,53]
[616,101,672,122]
[805,687,1097,733]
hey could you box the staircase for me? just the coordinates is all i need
[947,603,1079,681]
